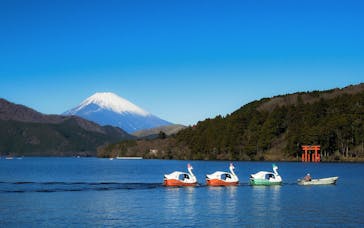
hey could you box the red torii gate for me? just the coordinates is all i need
[301,145,321,162]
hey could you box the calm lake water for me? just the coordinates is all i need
[0,158,363,227]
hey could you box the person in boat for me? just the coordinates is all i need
[304,173,312,181]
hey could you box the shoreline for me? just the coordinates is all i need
[2,155,364,163]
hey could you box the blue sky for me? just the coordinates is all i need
[0,0,363,125]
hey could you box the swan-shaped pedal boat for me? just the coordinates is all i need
[250,164,282,186]
[206,163,239,186]
[163,163,197,187]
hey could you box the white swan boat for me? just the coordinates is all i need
[206,163,239,186]
[163,163,197,187]
[250,164,282,186]
[298,176,339,185]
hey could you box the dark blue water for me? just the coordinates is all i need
[0,158,363,227]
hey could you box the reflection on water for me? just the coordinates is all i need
[163,186,240,226]
[163,187,197,225]
[205,186,239,225]
[250,186,282,226]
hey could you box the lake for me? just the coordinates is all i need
[0,158,363,227]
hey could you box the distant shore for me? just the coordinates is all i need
[4,155,364,163]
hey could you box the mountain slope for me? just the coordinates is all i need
[132,124,186,139]
[98,83,364,161]
[64,92,172,133]
[175,83,364,160]
[0,98,134,156]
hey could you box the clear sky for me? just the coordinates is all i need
[0,0,363,126]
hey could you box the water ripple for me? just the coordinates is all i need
[0,182,164,193]
[0,181,306,193]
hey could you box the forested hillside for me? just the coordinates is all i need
[99,84,364,161]
[0,99,134,156]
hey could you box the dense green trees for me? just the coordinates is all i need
[175,88,364,161]
[100,84,364,161]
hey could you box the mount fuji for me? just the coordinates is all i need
[63,92,172,133]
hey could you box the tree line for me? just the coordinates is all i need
[175,90,364,161]
[99,86,364,161]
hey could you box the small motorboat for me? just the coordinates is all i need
[206,163,239,186]
[163,163,197,187]
[250,164,282,186]
[298,176,339,185]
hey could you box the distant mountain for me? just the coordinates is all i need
[132,124,186,139]
[0,98,134,156]
[63,92,172,133]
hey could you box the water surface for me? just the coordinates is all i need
[0,158,363,227]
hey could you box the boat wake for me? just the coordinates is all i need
[0,181,326,193]
[0,182,163,193]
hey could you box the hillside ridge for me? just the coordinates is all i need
[98,83,364,161]
[0,98,134,156]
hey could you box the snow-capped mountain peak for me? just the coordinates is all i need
[74,92,150,116]
[63,92,172,133]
